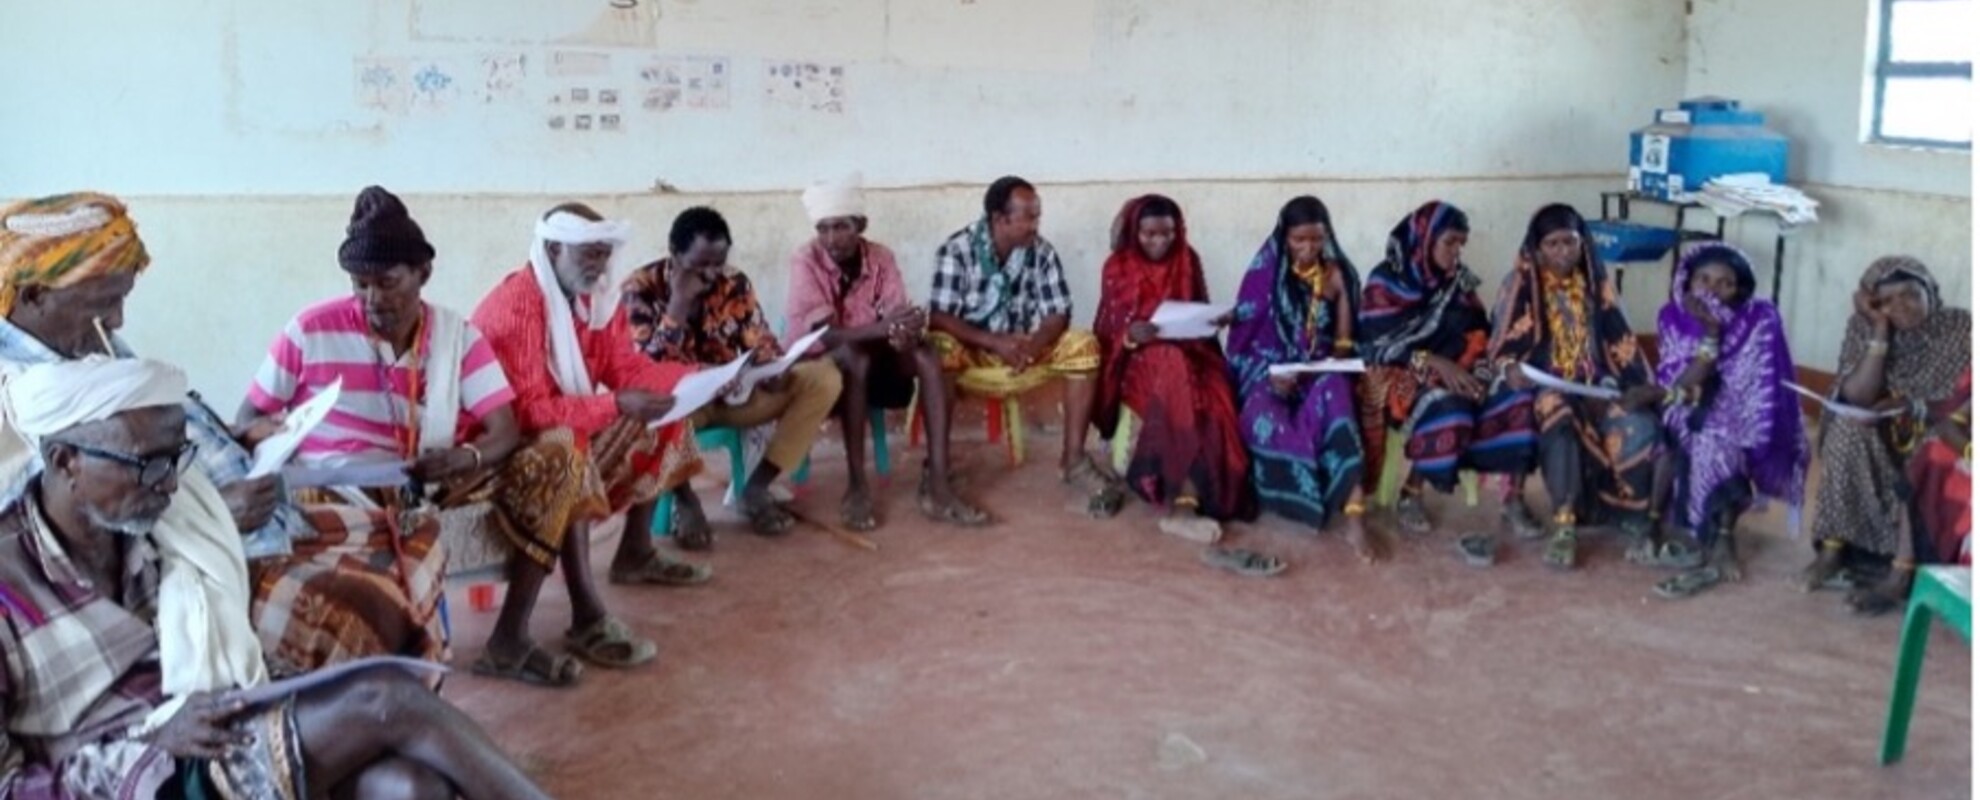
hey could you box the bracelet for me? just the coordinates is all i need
[1411,350,1432,371]
[1333,337,1356,356]
[1866,339,1890,355]
[1694,340,1719,361]
[1343,501,1367,517]
[1662,387,1682,408]
[463,444,484,471]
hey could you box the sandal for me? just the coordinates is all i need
[1502,502,1545,541]
[1625,538,1704,570]
[471,644,583,688]
[609,552,713,587]
[1199,546,1288,577]
[672,496,714,552]
[841,489,878,532]
[1542,529,1578,571]
[741,492,796,537]
[1397,494,1433,535]
[1653,566,1724,599]
[915,479,991,526]
[1158,514,1224,544]
[1456,533,1496,568]
[1063,455,1128,519]
[564,617,658,669]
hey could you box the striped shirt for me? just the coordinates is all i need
[246,297,514,463]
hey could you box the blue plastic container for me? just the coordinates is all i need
[1628,97,1790,200]
[1587,220,1678,264]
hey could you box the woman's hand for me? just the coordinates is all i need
[1127,321,1159,346]
[1682,293,1722,337]
[1269,372,1299,397]
[1853,288,1891,335]
[1426,354,1484,399]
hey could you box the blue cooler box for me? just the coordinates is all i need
[1586,220,1678,264]
[1628,97,1789,200]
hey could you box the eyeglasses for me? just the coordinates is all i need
[51,440,196,488]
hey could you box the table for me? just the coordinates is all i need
[1598,191,1790,303]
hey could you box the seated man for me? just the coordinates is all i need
[244,186,685,688]
[470,201,708,685]
[928,176,1120,513]
[1,357,550,800]
[785,174,986,529]
[623,206,844,544]
[0,192,435,674]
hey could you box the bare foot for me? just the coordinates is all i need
[1712,533,1744,583]
[1799,545,1844,592]
[1344,515,1385,563]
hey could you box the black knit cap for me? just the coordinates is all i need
[337,185,435,273]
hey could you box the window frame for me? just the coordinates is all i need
[1868,0,1974,150]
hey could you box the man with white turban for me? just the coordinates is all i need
[782,174,987,529]
[469,201,707,686]
[0,358,552,800]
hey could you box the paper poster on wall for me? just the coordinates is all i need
[763,62,847,113]
[354,57,411,114]
[638,56,730,111]
[413,0,658,48]
[474,53,529,104]
[886,0,1096,72]
[408,60,463,112]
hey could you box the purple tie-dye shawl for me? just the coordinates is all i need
[1656,242,1809,534]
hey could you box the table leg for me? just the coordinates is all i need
[1772,233,1786,305]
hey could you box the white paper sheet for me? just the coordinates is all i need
[1149,301,1230,340]
[725,327,830,405]
[653,353,752,428]
[1267,359,1366,377]
[1519,364,1622,400]
[1783,382,1905,421]
[247,379,343,478]
[226,656,449,708]
[282,461,411,489]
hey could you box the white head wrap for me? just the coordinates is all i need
[7,356,187,444]
[801,172,866,224]
[530,211,633,396]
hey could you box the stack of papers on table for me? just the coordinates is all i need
[1696,173,1820,227]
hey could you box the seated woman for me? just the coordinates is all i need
[1486,204,1666,570]
[1909,366,1971,568]
[1358,201,1527,564]
[1228,196,1376,560]
[1804,256,1971,614]
[1093,194,1256,543]
[1639,242,1809,599]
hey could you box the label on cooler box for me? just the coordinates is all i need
[1657,109,1693,125]
[1667,173,1686,198]
[1641,134,1671,174]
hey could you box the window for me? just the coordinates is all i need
[1868,0,1974,149]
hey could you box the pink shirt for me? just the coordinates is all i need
[783,239,910,354]
[247,296,515,463]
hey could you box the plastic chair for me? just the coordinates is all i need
[1109,407,1139,475]
[909,391,1025,466]
[792,407,892,487]
[651,425,751,537]
[1880,565,1972,765]
[1372,427,1480,509]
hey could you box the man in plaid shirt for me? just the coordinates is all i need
[926,176,1123,513]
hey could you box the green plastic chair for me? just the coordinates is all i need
[1880,565,1971,765]
[1373,427,1479,509]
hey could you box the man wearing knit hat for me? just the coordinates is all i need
[242,187,700,685]
[784,173,988,528]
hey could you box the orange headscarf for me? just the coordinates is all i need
[0,192,151,316]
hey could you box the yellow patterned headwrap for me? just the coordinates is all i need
[0,192,151,317]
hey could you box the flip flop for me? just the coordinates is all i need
[1542,529,1578,571]
[1199,546,1287,577]
[1503,503,1546,541]
[841,490,878,532]
[672,499,714,552]
[1456,533,1496,568]
[1625,538,1704,570]
[916,483,991,526]
[609,553,713,587]
[741,494,796,537]
[1653,566,1723,600]
[471,645,583,688]
[1158,514,1224,544]
[564,617,658,669]
[1397,495,1433,535]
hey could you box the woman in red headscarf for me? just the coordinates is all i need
[1093,195,1256,543]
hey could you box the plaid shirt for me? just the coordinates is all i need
[928,218,1073,335]
[0,320,297,560]
[0,493,176,800]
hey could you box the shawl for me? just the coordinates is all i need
[1487,207,1649,388]
[1360,201,1487,367]
[1227,209,1361,399]
[1092,194,1215,437]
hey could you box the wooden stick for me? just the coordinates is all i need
[787,507,879,551]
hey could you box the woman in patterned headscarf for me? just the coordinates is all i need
[1804,256,1970,614]
[1639,242,1809,599]
[1485,204,1667,571]
[1228,196,1375,560]
[1358,201,1537,565]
